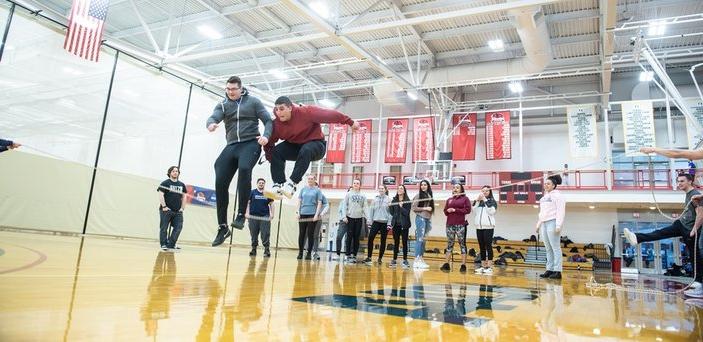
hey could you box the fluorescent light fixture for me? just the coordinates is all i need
[319,98,336,108]
[639,71,654,82]
[407,91,418,101]
[508,82,523,93]
[648,21,666,36]
[62,67,83,76]
[588,205,596,209]
[268,69,289,80]
[488,39,504,52]
[309,1,330,19]
[375,55,387,65]
[649,206,656,210]
[197,25,223,40]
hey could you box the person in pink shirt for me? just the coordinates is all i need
[535,174,566,280]
[440,184,471,273]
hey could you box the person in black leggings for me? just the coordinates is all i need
[473,185,498,274]
[389,184,412,268]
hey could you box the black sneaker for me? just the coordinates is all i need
[161,245,168,251]
[249,248,257,256]
[440,263,451,272]
[459,264,467,273]
[263,248,271,258]
[305,253,312,260]
[231,213,245,230]
[297,252,303,260]
[212,225,231,247]
[363,258,373,265]
[548,271,562,280]
[539,271,553,278]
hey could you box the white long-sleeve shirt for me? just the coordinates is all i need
[538,190,566,227]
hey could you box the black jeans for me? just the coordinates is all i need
[392,225,409,260]
[345,217,363,256]
[159,210,183,248]
[367,221,389,259]
[270,140,326,184]
[214,140,261,226]
[336,221,348,255]
[476,229,494,261]
[636,220,702,282]
[298,215,316,254]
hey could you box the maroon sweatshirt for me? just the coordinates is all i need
[264,105,354,160]
[443,195,471,226]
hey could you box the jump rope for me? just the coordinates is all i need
[14,143,700,295]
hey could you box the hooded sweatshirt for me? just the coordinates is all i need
[473,198,497,229]
[344,190,368,219]
[206,88,273,145]
[538,189,566,228]
[264,105,354,160]
[367,194,392,223]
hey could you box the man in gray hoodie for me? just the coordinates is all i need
[207,76,273,247]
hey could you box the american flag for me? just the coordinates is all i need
[63,0,110,62]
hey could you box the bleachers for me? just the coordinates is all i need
[359,235,604,271]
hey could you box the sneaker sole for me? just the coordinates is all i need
[263,190,282,200]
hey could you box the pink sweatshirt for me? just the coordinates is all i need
[538,189,566,227]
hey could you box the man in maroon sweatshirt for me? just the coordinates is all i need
[263,96,359,199]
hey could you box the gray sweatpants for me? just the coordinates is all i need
[249,218,271,248]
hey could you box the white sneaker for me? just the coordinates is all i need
[418,260,430,269]
[475,267,484,274]
[684,286,703,298]
[483,267,493,275]
[623,228,638,245]
[264,183,283,200]
[688,282,702,290]
[282,181,297,199]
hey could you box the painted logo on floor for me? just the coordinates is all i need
[292,284,538,327]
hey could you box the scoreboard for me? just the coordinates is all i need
[498,172,544,204]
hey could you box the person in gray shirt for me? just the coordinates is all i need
[208,76,273,247]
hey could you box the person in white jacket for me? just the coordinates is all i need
[473,185,498,274]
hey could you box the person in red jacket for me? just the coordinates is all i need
[263,96,359,198]
[440,183,471,273]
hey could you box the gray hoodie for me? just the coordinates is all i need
[344,190,368,219]
[367,194,392,223]
[206,88,273,144]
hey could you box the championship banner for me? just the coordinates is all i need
[413,116,435,162]
[384,118,408,163]
[451,113,477,160]
[621,100,656,156]
[351,119,372,163]
[566,105,598,159]
[326,123,348,163]
[686,98,703,149]
[485,111,511,160]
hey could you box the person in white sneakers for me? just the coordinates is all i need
[411,180,434,269]
[623,173,703,297]
[536,175,566,280]
[263,96,359,199]
[473,185,498,274]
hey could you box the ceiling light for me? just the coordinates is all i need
[375,55,387,65]
[407,91,418,101]
[648,21,666,36]
[639,71,654,82]
[532,205,539,209]
[268,69,289,80]
[649,206,656,210]
[319,98,336,108]
[197,25,223,40]
[62,67,83,76]
[588,205,596,209]
[488,39,504,52]
[508,82,523,93]
[309,1,330,19]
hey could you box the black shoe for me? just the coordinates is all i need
[539,271,553,278]
[440,263,451,272]
[305,253,312,260]
[249,248,257,256]
[212,225,231,247]
[263,248,271,258]
[548,271,562,280]
[231,213,245,230]
[297,252,303,260]
[459,264,467,273]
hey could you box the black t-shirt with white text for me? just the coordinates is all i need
[158,179,186,211]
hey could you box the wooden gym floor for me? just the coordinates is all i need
[0,230,701,341]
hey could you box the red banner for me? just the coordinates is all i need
[451,113,477,160]
[413,116,434,162]
[384,118,408,163]
[326,123,348,163]
[351,120,372,163]
[485,111,511,160]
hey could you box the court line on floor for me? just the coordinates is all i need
[0,243,48,274]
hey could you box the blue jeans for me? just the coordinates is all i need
[415,216,431,257]
[540,219,562,272]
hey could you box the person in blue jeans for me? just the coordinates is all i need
[296,175,323,260]
[411,179,434,269]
